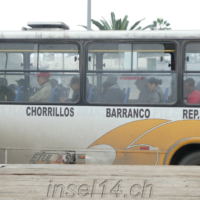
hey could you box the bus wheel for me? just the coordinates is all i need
[179,151,200,165]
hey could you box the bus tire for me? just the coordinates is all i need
[179,151,200,165]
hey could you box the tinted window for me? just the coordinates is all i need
[184,43,200,105]
[88,43,132,70]
[0,43,80,104]
[88,43,175,71]
[87,42,176,104]
[185,43,200,71]
[87,73,176,104]
[38,44,79,71]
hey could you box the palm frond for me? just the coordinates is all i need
[91,19,105,30]
[152,21,157,28]
[124,21,129,30]
[111,12,116,29]
[142,24,155,30]
[121,15,128,30]
[78,25,88,30]
[129,18,145,30]
[116,19,121,30]
[100,18,112,30]
[136,26,142,30]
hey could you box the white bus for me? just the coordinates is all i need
[0,22,200,165]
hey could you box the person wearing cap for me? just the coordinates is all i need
[133,77,150,103]
[16,79,25,87]
[60,76,80,102]
[102,76,125,103]
[29,72,52,102]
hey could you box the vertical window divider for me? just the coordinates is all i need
[63,53,64,71]
[4,53,8,84]
[131,44,133,72]
[37,44,39,71]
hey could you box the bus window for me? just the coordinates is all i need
[86,73,176,104]
[133,44,174,71]
[185,43,200,71]
[87,42,176,104]
[88,43,175,71]
[0,53,23,70]
[38,44,79,71]
[0,72,79,103]
[88,53,96,70]
[0,43,80,104]
[0,43,37,70]
[88,43,132,71]
[29,73,79,103]
[183,74,200,104]
[184,43,200,105]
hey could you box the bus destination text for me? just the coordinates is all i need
[183,109,200,119]
[106,108,150,118]
[26,107,74,117]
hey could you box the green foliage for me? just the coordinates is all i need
[79,12,153,30]
[129,18,144,30]
[150,18,171,30]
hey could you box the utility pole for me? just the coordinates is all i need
[87,0,91,30]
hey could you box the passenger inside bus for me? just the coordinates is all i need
[60,76,80,103]
[29,72,52,102]
[184,78,200,104]
[49,78,69,103]
[0,85,15,101]
[86,77,98,102]
[195,79,200,93]
[146,78,164,103]
[8,84,16,93]
[167,80,176,103]
[0,77,15,101]
[102,76,125,103]
[16,78,30,101]
[133,78,150,103]
[49,78,58,89]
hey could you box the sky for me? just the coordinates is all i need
[1,0,200,31]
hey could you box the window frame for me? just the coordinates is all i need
[0,40,82,105]
[85,40,178,106]
[183,41,200,106]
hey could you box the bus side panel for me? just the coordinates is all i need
[0,105,199,165]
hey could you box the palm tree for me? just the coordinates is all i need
[150,18,171,30]
[79,12,153,30]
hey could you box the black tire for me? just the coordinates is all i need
[179,151,200,165]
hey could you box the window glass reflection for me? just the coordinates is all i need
[185,43,200,71]
[86,73,176,104]
[38,44,79,70]
[184,74,200,104]
[88,43,132,71]
[88,43,175,71]
[0,73,79,103]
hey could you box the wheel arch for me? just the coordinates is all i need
[163,137,200,165]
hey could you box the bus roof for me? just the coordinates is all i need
[0,30,200,39]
